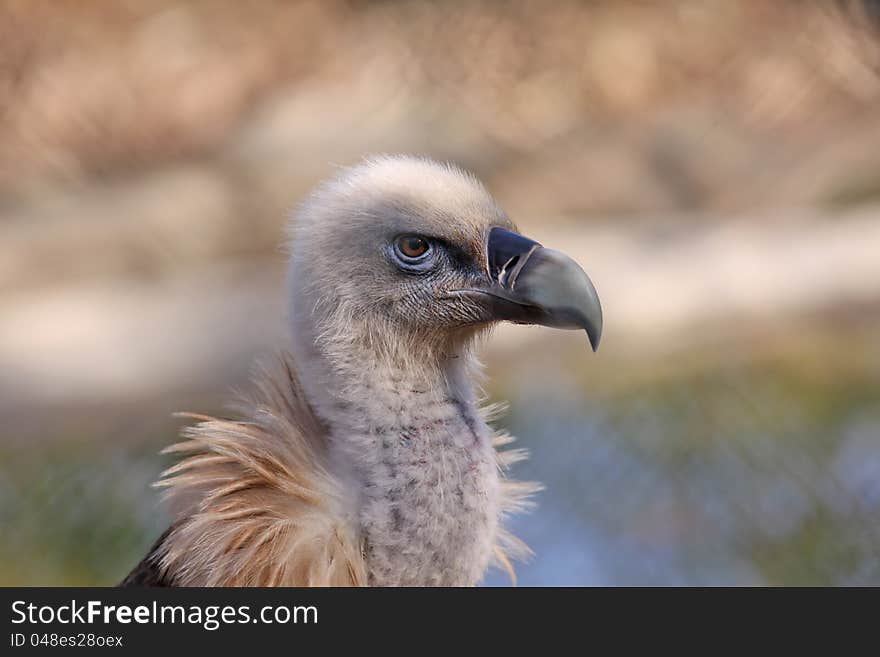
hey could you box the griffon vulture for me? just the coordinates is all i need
[121,155,602,587]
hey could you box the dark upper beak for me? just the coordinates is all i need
[478,227,603,351]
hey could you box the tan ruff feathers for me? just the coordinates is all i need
[152,353,535,586]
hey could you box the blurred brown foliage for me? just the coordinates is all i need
[2,1,880,206]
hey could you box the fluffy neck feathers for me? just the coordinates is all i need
[290,302,503,585]
[152,285,536,586]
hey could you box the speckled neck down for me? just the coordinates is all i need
[308,348,502,586]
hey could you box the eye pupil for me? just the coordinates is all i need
[398,236,429,259]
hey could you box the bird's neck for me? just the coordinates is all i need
[290,321,501,585]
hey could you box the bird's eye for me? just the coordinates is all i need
[395,235,430,261]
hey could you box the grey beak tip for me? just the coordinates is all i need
[585,318,602,352]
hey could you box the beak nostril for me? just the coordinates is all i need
[487,226,542,285]
[498,255,520,288]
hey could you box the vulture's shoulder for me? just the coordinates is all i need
[119,526,175,586]
[139,353,367,586]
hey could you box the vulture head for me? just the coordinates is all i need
[287,156,601,389]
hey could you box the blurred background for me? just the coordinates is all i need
[2,0,880,586]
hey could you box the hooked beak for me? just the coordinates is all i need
[460,227,603,351]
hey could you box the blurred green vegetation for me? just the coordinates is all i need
[3,325,877,586]
[485,328,880,585]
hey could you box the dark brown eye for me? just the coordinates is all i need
[396,235,430,260]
